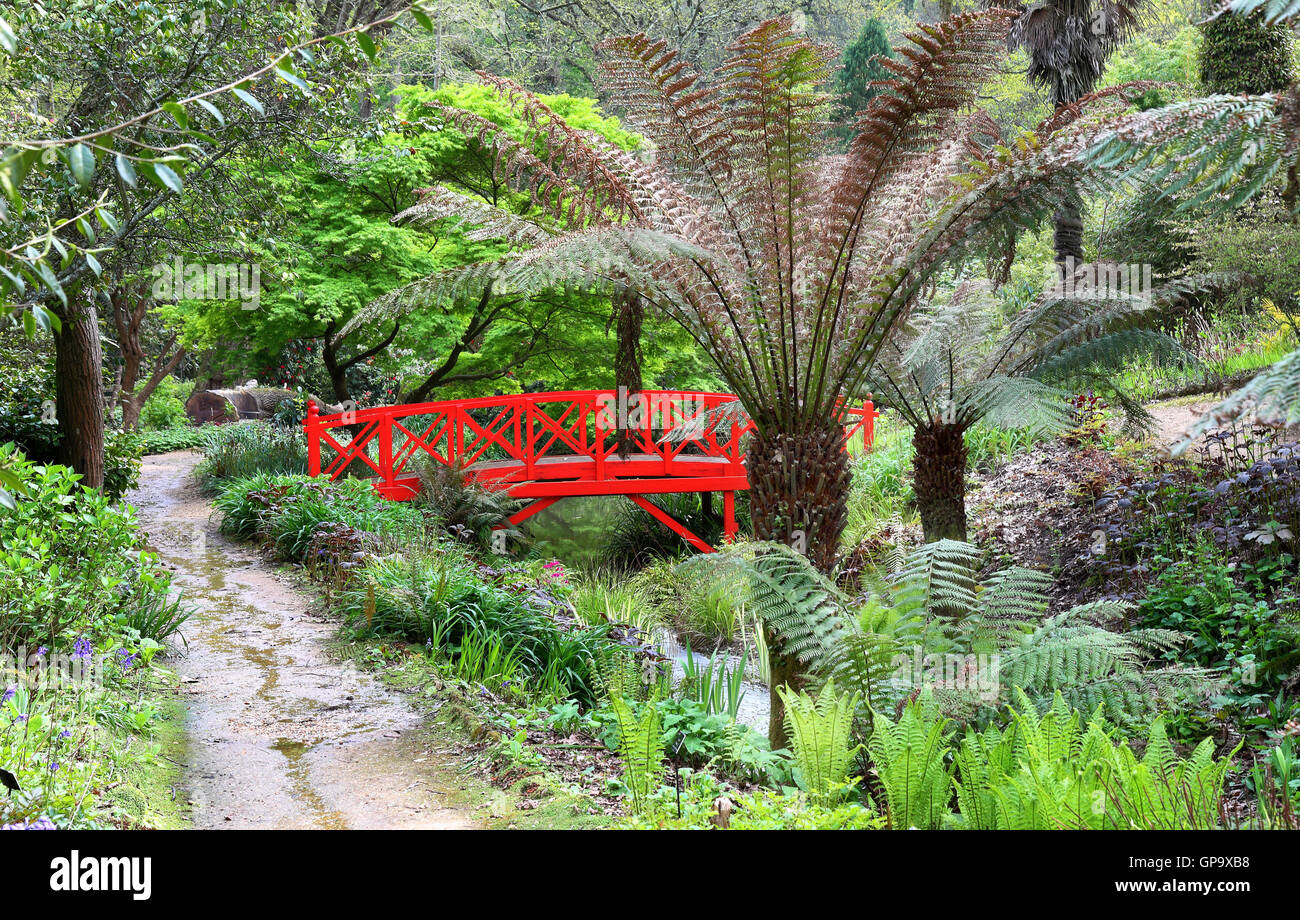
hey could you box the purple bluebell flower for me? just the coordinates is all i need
[72,638,92,660]
[0,817,56,830]
[58,729,71,739]
[1,685,14,704]
[116,649,138,669]
[47,760,58,773]
[35,647,47,658]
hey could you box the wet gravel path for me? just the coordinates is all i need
[129,451,476,829]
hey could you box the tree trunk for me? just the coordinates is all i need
[613,286,643,459]
[54,301,105,489]
[746,422,851,749]
[912,423,969,543]
[1052,191,1085,275]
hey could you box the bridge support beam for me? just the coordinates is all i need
[628,494,714,553]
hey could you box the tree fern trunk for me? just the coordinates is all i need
[748,423,850,750]
[912,423,968,543]
[766,625,803,751]
[613,286,643,459]
[1052,190,1084,273]
[747,423,849,573]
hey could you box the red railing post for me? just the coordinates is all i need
[863,394,876,452]
[305,399,321,478]
[378,408,393,490]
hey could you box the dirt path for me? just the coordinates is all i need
[128,451,477,829]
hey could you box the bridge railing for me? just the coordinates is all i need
[304,390,879,499]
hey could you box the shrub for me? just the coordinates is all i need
[0,445,175,650]
[211,473,419,561]
[602,491,749,570]
[129,426,209,456]
[335,545,622,705]
[138,376,190,431]
[1138,552,1299,710]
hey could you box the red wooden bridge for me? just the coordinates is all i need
[304,390,878,552]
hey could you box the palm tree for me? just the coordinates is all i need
[342,12,1184,744]
[993,0,1147,270]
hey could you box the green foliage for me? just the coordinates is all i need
[335,545,617,706]
[609,693,666,815]
[831,19,892,144]
[867,692,954,829]
[951,692,1237,829]
[603,491,748,570]
[1101,27,1201,109]
[627,769,882,829]
[128,426,209,456]
[700,538,1218,726]
[625,771,882,829]
[0,446,180,828]
[0,445,176,651]
[777,680,862,800]
[1139,553,1299,701]
[1199,12,1293,94]
[678,642,747,721]
[102,428,143,500]
[212,473,420,561]
[415,457,522,550]
[196,423,308,491]
[138,376,190,431]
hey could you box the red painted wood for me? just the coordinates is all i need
[304,390,877,550]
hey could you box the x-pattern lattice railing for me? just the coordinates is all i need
[304,390,878,551]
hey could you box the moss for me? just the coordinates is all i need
[103,685,191,830]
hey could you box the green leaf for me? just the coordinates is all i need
[0,264,26,297]
[32,262,66,308]
[115,153,138,188]
[194,98,226,127]
[96,206,120,234]
[85,251,102,276]
[411,8,434,32]
[231,87,264,116]
[274,64,310,92]
[144,161,183,194]
[66,143,95,190]
[36,303,62,334]
[0,15,15,55]
[0,146,40,203]
[162,101,188,130]
[356,32,378,62]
